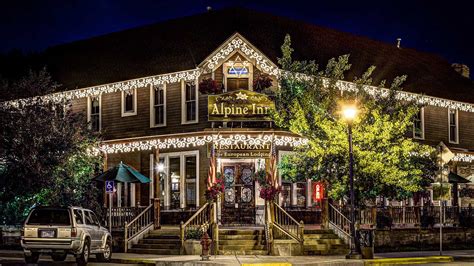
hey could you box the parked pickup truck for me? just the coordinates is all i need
[21,206,112,265]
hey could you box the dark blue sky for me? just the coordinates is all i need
[2,0,473,70]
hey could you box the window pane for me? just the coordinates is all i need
[450,126,457,142]
[73,209,84,224]
[296,183,306,207]
[186,101,196,121]
[186,83,196,101]
[27,209,71,226]
[185,156,197,207]
[91,114,100,132]
[155,106,164,125]
[169,157,181,209]
[281,183,291,207]
[125,93,134,112]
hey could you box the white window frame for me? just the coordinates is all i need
[448,108,459,144]
[87,95,101,131]
[413,107,425,140]
[121,88,137,117]
[181,80,199,124]
[150,84,166,127]
[159,150,200,209]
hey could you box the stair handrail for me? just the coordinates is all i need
[124,203,154,253]
[179,202,211,251]
[328,203,351,245]
[271,201,304,244]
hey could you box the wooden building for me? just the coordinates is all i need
[4,8,474,225]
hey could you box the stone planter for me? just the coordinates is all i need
[183,239,202,255]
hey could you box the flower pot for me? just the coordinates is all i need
[184,239,202,255]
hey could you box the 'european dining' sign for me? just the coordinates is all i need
[208,90,275,121]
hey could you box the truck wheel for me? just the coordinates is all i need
[76,239,90,265]
[96,238,112,262]
[51,253,67,261]
[24,252,39,263]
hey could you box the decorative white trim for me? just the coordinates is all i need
[150,84,167,127]
[121,88,137,117]
[87,95,101,131]
[448,109,459,144]
[413,107,425,140]
[453,153,474,163]
[201,33,279,76]
[181,79,199,124]
[99,133,308,154]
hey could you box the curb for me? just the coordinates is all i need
[364,256,454,265]
[111,257,156,265]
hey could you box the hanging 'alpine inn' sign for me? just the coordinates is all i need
[208,90,275,121]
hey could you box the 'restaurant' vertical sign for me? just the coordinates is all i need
[208,90,275,121]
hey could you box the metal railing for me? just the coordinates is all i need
[271,201,304,244]
[124,204,154,253]
[328,203,351,245]
[103,206,147,230]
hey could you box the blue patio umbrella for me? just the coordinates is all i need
[94,161,151,183]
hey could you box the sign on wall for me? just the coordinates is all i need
[312,182,324,201]
[208,90,275,121]
[207,142,271,158]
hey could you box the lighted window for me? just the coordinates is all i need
[448,109,459,143]
[185,156,197,208]
[182,81,198,123]
[88,96,100,132]
[169,157,181,209]
[413,107,424,139]
[121,89,137,116]
[228,67,249,75]
[151,85,166,127]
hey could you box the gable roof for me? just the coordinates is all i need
[41,7,474,103]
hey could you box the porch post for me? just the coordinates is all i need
[306,179,312,208]
[130,183,136,207]
[124,182,129,207]
[103,153,108,207]
[149,153,154,202]
[117,183,122,207]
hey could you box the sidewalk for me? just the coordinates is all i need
[1,249,472,265]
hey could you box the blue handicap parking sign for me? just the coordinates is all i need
[105,181,115,193]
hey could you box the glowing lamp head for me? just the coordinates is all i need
[157,163,165,173]
[342,105,358,121]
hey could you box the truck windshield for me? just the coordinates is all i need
[26,209,71,225]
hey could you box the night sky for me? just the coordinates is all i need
[1,0,473,73]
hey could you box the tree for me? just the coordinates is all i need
[275,35,436,204]
[0,70,102,224]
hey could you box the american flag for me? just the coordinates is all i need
[267,141,277,188]
[207,143,217,189]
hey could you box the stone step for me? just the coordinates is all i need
[218,249,268,255]
[218,239,264,245]
[219,234,261,240]
[219,230,264,235]
[304,239,343,245]
[218,244,266,251]
[133,243,181,249]
[304,229,334,234]
[128,248,180,255]
[139,238,181,244]
[304,234,340,240]
[146,234,180,239]
[304,248,348,256]
[303,244,329,250]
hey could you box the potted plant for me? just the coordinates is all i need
[183,227,204,255]
[253,74,273,93]
[199,78,222,94]
[254,169,280,201]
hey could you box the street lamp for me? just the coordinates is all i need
[341,104,362,259]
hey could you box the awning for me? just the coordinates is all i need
[448,172,471,184]
[94,161,151,183]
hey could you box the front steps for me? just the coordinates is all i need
[218,228,267,255]
[303,229,349,255]
[128,227,181,255]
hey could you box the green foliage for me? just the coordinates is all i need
[0,70,102,224]
[274,35,436,203]
[185,227,204,240]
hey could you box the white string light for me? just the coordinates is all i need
[100,133,308,154]
[453,153,474,163]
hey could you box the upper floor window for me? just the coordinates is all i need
[121,88,137,116]
[413,107,424,139]
[182,80,198,124]
[150,84,166,127]
[87,96,101,132]
[223,55,252,91]
[448,109,459,144]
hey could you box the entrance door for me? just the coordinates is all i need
[221,162,255,225]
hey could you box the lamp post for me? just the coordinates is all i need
[342,104,362,259]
